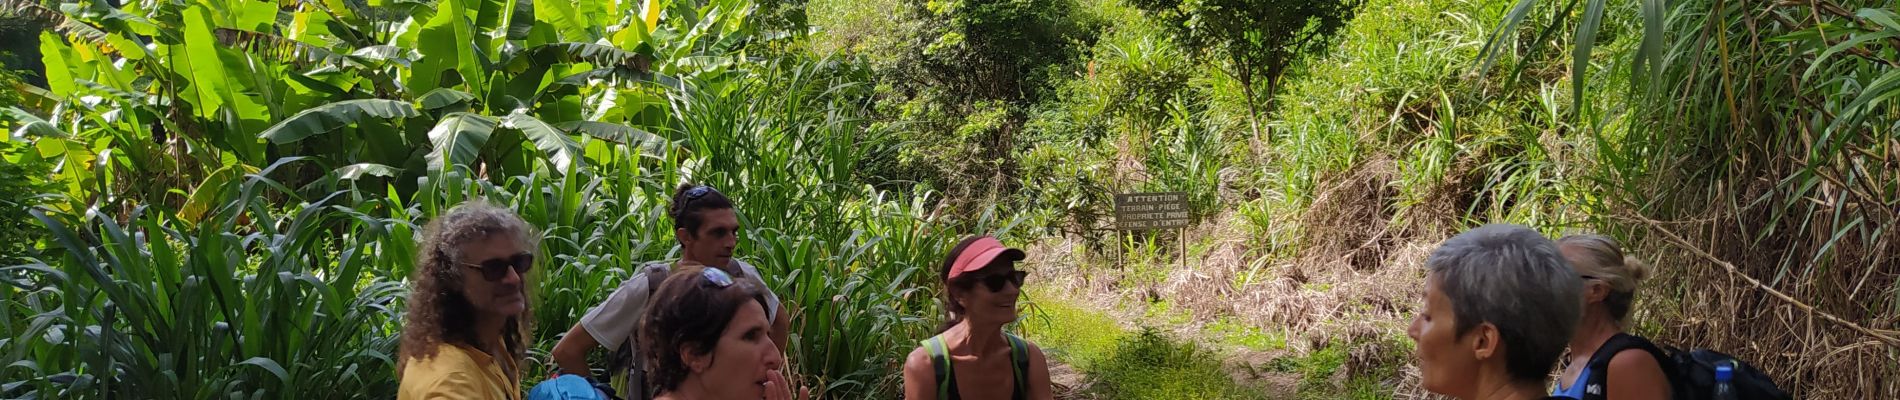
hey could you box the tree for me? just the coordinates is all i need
[16,0,708,210]
[865,0,1095,209]
[1130,0,1361,144]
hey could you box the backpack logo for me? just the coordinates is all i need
[1586,384,1602,396]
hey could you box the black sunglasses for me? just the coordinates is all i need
[685,185,715,199]
[675,186,724,222]
[459,252,535,281]
[682,186,717,209]
[960,270,1028,291]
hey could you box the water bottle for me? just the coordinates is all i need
[1712,362,1738,400]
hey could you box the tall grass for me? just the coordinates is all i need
[1257,0,1900,395]
[1575,0,1900,395]
[6,161,408,398]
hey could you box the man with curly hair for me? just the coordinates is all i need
[399,201,540,400]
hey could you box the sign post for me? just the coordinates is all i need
[1114,192,1191,272]
[1114,192,1191,231]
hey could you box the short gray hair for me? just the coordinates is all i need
[1427,224,1581,383]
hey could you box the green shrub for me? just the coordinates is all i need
[0,142,51,266]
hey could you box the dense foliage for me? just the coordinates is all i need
[1,0,1026,397]
[1128,0,1361,141]
[6,0,1895,397]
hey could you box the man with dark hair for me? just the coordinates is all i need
[550,184,790,399]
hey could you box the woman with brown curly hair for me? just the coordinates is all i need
[399,201,539,400]
[551,184,788,399]
[640,265,804,400]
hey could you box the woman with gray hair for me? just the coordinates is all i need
[399,201,540,400]
[1550,234,1672,400]
[1407,224,1582,400]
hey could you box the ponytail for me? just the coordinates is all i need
[1558,234,1649,325]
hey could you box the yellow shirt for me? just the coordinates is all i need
[398,343,522,400]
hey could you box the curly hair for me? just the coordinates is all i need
[640,265,769,393]
[398,201,538,378]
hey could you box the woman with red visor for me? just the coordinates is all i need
[901,236,1054,400]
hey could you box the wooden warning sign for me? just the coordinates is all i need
[1114,192,1190,230]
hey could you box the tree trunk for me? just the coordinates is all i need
[1263,68,1283,136]
[1238,71,1265,146]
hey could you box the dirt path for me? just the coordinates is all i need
[1018,229,1434,399]
[1049,359,1091,399]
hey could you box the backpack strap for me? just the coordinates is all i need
[1581,333,1676,400]
[1006,333,1030,400]
[926,336,957,399]
[642,263,673,297]
[608,262,672,400]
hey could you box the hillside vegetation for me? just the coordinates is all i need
[3,0,1895,397]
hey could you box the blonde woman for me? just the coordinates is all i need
[1550,234,1672,400]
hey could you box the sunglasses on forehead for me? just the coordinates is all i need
[458,252,535,281]
[682,186,719,208]
[685,185,715,199]
[676,186,725,220]
[957,270,1028,291]
[698,266,736,288]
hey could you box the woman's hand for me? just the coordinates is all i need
[763,371,809,400]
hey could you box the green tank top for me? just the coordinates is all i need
[922,333,1031,400]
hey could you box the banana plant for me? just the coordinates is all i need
[25,0,756,208]
[12,0,968,398]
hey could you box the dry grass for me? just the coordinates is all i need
[1298,156,1401,273]
[1580,1,1900,396]
[1627,205,1900,398]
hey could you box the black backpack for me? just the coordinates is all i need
[1579,333,1792,400]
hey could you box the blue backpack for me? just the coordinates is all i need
[529,374,617,400]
